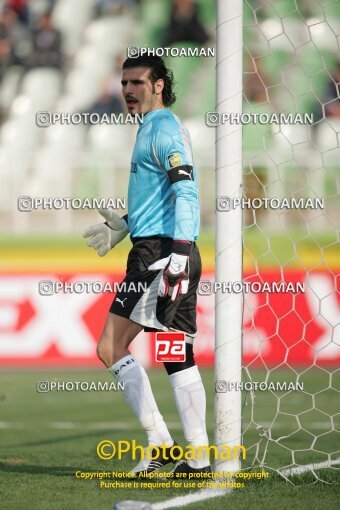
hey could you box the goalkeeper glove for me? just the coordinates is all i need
[149,249,190,302]
[83,208,128,257]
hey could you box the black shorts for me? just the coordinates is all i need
[109,237,202,336]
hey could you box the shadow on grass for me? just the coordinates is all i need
[5,428,114,448]
[0,461,92,476]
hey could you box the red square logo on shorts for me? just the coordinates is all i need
[155,332,186,362]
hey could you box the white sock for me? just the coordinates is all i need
[169,365,210,468]
[109,354,173,447]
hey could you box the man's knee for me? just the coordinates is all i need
[163,342,195,375]
[97,333,128,367]
[96,314,142,367]
[96,335,111,366]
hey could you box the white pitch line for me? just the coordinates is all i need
[50,422,76,429]
[49,421,183,430]
[0,421,24,429]
[0,421,183,430]
[151,487,232,510]
[138,458,340,510]
[279,457,340,476]
[0,420,335,431]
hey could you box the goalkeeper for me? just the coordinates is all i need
[84,55,210,477]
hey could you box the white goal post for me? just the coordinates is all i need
[215,0,243,473]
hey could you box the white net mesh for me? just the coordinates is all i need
[241,0,340,483]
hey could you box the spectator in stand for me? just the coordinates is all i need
[0,5,31,74]
[0,29,12,82]
[164,0,209,47]
[88,56,125,117]
[95,0,140,16]
[28,10,62,69]
[6,0,30,25]
[88,80,124,118]
[323,63,340,118]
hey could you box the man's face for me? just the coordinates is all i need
[121,66,164,115]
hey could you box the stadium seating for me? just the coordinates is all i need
[85,16,136,56]
[21,68,63,110]
[184,117,214,168]
[0,116,42,151]
[0,0,338,231]
[0,66,24,113]
[87,123,136,169]
[0,146,32,211]
[52,0,95,56]
[45,123,87,150]
[139,0,169,47]
[28,145,75,198]
[63,69,107,111]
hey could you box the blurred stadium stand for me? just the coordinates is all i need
[0,0,338,233]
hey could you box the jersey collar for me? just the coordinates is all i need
[141,108,168,127]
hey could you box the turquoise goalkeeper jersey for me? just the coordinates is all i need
[127,108,200,241]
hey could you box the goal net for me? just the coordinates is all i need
[237,0,340,482]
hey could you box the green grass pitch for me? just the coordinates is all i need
[0,369,339,510]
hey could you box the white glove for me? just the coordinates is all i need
[149,252,189,302]
[83,208,128,257]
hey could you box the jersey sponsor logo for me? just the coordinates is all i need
[167,153,182,169]
[155,332,186,362]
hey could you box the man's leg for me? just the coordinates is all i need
[164,340,210,470]
[97,312,174,448]
[161,245,210,473]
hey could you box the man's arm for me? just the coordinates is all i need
[148,120,199,300]
[171,180,198,243]
[83,208,129,257]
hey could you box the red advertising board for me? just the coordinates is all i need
[0,270,339,367]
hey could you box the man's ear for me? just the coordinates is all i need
[154,78,164,96]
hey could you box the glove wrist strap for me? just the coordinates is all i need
[104,221,112,231]
[172,240,191,256]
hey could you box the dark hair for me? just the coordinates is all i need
[122,55,176,107]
